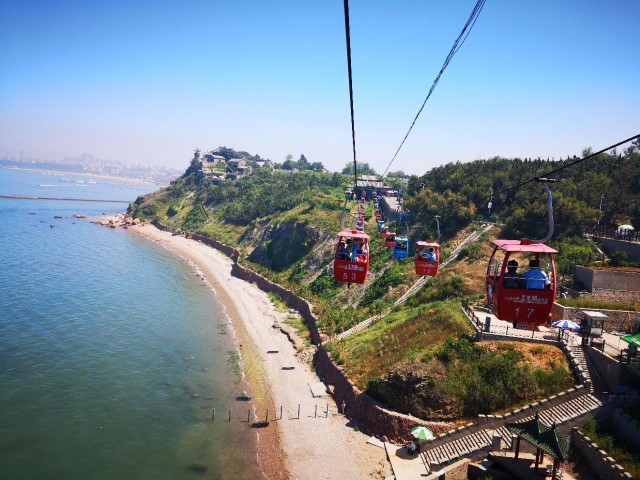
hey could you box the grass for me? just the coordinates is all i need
[283,314,312,348]
[329,299,472,390]
[556,297,639,312]
[267,292,290,313]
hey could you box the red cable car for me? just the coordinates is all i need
[385,232,396,248]
[333,230,370,284]
[415,241,440,276]
[485,178,559,329]
[485,239,557,328]
[380,226,388,238]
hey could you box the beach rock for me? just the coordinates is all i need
[188,463,208,472]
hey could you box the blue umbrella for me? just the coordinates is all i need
[552,319,579,330]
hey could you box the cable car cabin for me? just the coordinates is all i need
[385,232,396,249]
[393,236,409,259]
[333,230,370,284]
[377,220,385,232]
[415,241,440,276]
[380,226,388,238]
[355,218,365,232]
[485,239,558,328]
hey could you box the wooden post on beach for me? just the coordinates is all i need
[266,409,269,423]
[297,404,300,419]
[325,404,329,418]
[212,408,215,421]
[248,410,250,422]
[280,405,283,420]
[228,409,231,422]
[314,405,317,418]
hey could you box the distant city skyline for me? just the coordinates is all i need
[1,1,639,176]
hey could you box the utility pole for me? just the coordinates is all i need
[488,188,493,220]
[596,194,604,231]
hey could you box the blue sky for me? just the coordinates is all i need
[1,0,638,175]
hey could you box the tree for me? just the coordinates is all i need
[310,162,325,172]
[298,154,310,170]
[341,162,377,176]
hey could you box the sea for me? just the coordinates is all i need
[0,168,259,479]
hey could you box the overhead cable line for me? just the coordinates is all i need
[343,0,358,193]
[381,0,487,177]
[484,133,640,202]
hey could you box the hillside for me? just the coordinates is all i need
[129,144,640,420]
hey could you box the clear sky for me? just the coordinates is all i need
[1,0,638,175]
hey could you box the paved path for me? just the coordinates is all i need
[384,442,430,480]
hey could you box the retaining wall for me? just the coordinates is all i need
[570,427,634,479]
[610,407,640,450]
[574,265,640,293]
[597,237,640,263]
[583,344,622,393]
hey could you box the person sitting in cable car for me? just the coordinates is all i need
[522,259,550,290]
[337,241,350,260]
[423,247,437,262]
[503,259,523,289]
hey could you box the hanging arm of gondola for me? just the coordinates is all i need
[531,178,556,244]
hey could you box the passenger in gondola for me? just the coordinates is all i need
[424,247,437,262]
[522,259,550,290]
[503,259,523,288]
[350,242,360,262]
[337,241,350,260]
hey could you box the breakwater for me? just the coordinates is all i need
[0,195,131,203]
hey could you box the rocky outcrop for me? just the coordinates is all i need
[92,213,144,228]
[372,360,460,421]
[241,220,334,276]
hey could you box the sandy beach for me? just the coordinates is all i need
[130,223,390,480]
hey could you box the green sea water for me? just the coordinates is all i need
[0,168,260,479]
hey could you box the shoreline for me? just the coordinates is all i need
[127,223,390,480]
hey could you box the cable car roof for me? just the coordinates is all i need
[417,241,440,247]
[337,229,370,240]
[492,239,558,253]
[395,236,408,241]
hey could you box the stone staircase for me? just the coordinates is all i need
[420,392,603,473]
[568,345,607,394]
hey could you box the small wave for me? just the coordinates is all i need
[38,184,57,187]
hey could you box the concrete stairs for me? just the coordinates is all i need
[420,392,602,472]
[568,345,607,394]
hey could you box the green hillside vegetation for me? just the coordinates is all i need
[130,142,640,420]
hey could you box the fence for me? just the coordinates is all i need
[210,402,342,426]
[586,226,640,243]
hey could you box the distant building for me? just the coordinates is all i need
[346,175,394,199]
[256,159,276,170]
